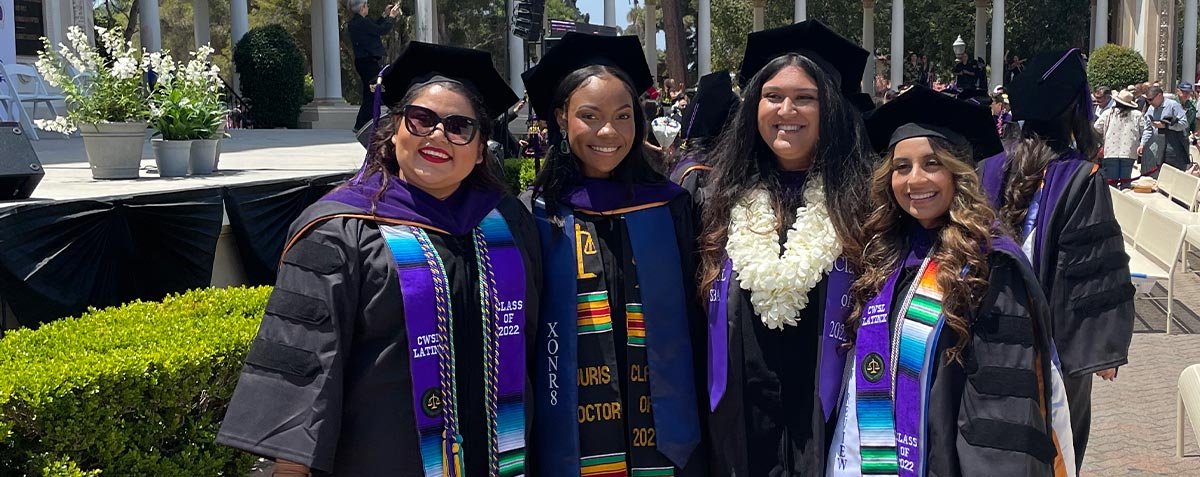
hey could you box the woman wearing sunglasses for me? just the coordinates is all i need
[521,33,706,477]
[827,86,1070,477]
[217,42,541,477]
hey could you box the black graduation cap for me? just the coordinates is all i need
[1009,48,1090,122]
[850,92,877,113]
[681,70,739,143]
[521,32,654,121]
[736,20,868,97]
[379,41,519,120]
[864,85,1002,165]
[956,88,992,107]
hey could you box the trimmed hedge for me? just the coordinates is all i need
[234,25,306,128]
[0,287,271,477]
[1088,44,1149,90]
[503,158,537,194]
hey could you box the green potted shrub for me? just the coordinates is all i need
[35,26,150,180]
[233,25,305,129]
[1087,44,1150,91]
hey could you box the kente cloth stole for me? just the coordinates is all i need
[379,209,527,477]
[855,254,945,477]
[534,200,700,477]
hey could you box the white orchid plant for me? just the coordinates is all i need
[146,45,229,141]
[34,26,150,135]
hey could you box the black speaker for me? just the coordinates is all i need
[0,122,43,200]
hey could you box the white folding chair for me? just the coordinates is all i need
[1129,207,1187,333]
[1146,166,1200,212]
[1111,186,1144,244]
[1130,167,1177,208]
[4,64,64,119]
[0,62,39,140]
[1178,364,1200,457]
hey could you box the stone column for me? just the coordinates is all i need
[1185,0,1197,84]
[990,0,1004,87]
[890,0,903,90]
[310,0,327,99]
[604,0,617,27]
[320,0,343,101]
[415,0,433,43]
[974,0,987,60]
[644,0,657,82]
[863,0,876,94]
[231,0,250,48]
[1095,0,1109,49]
[795,0,806,23]
[699,0,712,76]
[508,0,526,96]
[139,0,162,52]
[753,0,764,32]
[194,0,211,48]
[431,0,440,44]
[1090,0,1097,51]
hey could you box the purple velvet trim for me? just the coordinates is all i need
[980,152,1009,210]
[1032,151,1091,266]
[322,172,502,236]
[559,177,684,211]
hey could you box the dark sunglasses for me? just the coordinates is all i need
[399,104,479,146]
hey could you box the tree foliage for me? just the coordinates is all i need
[1088,44,1149,91]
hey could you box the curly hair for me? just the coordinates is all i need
[846,137,998,363]
[697,54,875,299]
[354,80,506,212]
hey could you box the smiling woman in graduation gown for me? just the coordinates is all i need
[216,43,541,477]
[977,49,1134,469]
[825,86,1073,477]
[696,21,877,476]
[521,32,707,477]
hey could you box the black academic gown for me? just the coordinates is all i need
[829,245,1059,477]
[700,176,839,477]
[522,191,709,477]
[978,154,1134,469]
[216,197,542,476]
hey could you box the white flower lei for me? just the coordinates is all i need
[725,176,842,329]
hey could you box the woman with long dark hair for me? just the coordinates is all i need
[697,21,875,475]
[977,48,1134,470]
[521,32,706,477]
[829,86,1074,476]
[217,43,540,477]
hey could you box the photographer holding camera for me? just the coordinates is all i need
[1138,85,1191,176]
[348,0,403,131]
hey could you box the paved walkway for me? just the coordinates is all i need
[1082,250,1200,476]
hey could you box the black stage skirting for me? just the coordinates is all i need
[0,173,349,327]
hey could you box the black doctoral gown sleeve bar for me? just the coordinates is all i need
[932,250,1058,477]
[217,197,542,476]
[1042,168,1134,376]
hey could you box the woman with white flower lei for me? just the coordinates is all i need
[696,21,875,476]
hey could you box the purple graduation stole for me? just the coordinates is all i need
[854,254,945,477]
[379,209,527,477]
[707,256,854,421]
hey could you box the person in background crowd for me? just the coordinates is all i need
[990,91,1018,139]
[1135,82,1151,111]
[904,52,925,88]
[1094,89,1144,189]
[1139,85,1191,175]
[492,97,526,159]
[669,70,741,192]
[522,32,708,477]
[1005,52,1026,85]
[1093,86,1113,118]
[831,84,1073,477]
[347,0,402,131]
[698,20,876,476]
[952,52,982,91]
[217,42,539,477]
[1178,81,1197,135]
[978,48,1134,470]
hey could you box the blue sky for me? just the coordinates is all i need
[575,0,666,45]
